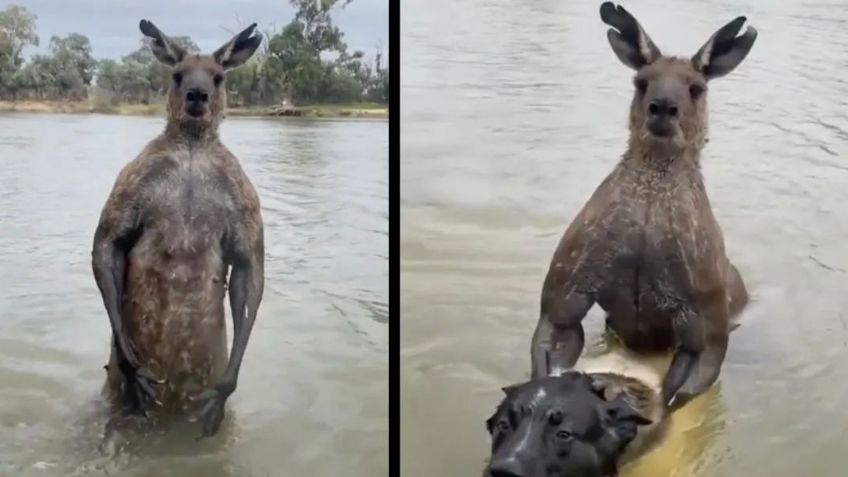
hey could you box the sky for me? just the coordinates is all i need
[2,0,388,60]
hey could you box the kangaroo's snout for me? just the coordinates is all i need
[646,96,678,137]
[186,88,209,104]
[185,87,209,118]
[648,98,678,119]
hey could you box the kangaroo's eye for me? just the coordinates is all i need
[214,73,224,86]
[173,72,183,85]
[634,78,648,94]
[689,83,705,100]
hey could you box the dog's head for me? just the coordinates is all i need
[483,373,652,477]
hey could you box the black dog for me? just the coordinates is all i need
[484,371,666,477]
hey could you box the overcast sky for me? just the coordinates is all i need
[2,0,387,60]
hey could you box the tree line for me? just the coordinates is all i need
[0,0,388,107]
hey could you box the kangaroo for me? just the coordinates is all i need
[530,2,756,410]
[91,20,264,438]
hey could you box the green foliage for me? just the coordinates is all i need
[50,33,96,85]
[0,2,389,106]
[0,5,38,67]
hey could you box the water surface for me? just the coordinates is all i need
[0,113,388,476]
[401,1,848,476]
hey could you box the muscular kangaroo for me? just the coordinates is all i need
[92,20,264,438]
[531,2,756,409]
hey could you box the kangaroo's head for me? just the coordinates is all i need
[139,20,262,137]
[600,2,757,155]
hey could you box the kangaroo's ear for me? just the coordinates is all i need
[691,16,757,80]
[213,23,262,70]
[600,2,662,70]
[139,19,186,66]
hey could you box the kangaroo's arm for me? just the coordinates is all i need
[662,288,728,408]
[91,161,165,413]
[660,198,732,408]
[531,167,627,378]
[222,227,264,392]
[91,164,143,369]
[198,179,265,437]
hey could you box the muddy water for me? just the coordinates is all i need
[401,1,848,476]
[0,114,388,476]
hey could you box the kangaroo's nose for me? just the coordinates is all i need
[186,88,209,103]
[487,457,526,477]
[648,98,678,118]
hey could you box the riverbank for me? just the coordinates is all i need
[0,100,388,120]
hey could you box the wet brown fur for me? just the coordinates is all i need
[99,135,261,411]
[531,3,756,407]
[93,21,264,429]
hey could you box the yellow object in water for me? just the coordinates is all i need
[573,345,726,477]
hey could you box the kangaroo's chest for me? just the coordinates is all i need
[139,153,236,257]
[587,172,720,301]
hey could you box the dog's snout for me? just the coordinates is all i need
[186,88,209,104]
[488,457,526,477]
[648,98,678,118]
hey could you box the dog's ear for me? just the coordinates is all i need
[605,395,652,426]
[587,374,611,400]
[488,384,519,433]
[594,395,652,460]
[485,411,498,434]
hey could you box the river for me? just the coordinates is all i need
[0,113,388,476]
[401,0,848,476]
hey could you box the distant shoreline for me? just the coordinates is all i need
[0,100,388,121]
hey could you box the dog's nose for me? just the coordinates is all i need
[488,457,526,477]
[648,98,678,118]
[185,88,209,104]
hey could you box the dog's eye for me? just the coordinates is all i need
[497,420,511,432]
[634,78,648,94]
[689,83,704,100]
[547,410,563,426]
[556,430,572,441]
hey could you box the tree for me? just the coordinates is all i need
[226,56,263,106]
[366,50,388,103]
[290,0,347,54]
[50,33,96,86]
[95,58,120,92]
[13,54,56,99]
[0,5,38,68]
[263,0,356,105]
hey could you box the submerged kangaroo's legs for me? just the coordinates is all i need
[662,299,729,409]
[531,290,594,379]
[196,239,264,438]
